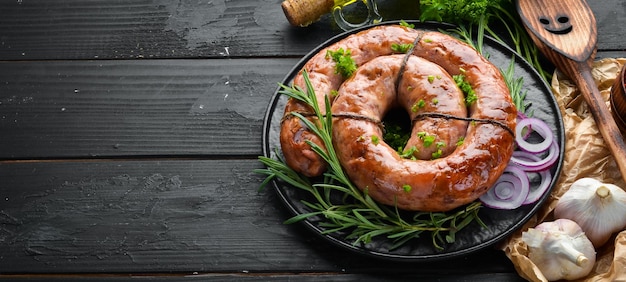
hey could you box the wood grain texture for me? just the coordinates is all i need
[0,273,527,281]
[2,0,622,60]
[518,0,626,182]
[0,0,339,60]
[0,0,624,280]
[0,159,517,276]
[0,58,297,159]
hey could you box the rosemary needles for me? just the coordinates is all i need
[255,71,486,251]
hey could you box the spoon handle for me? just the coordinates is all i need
[572,62,626,178]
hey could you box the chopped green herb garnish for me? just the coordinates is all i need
[465,92,478,105]
[432,98,439,105]
[399,20,415,29]
[412,99,426,112]
[432,149,443,159]
[326,48,357,78]
[398,146,418,160]
[428,75,436,83]
[371,135,380,145]
[456,136,465,146]
[391,43,414,53]
[417,132,436,147]
[453,73,477,106]
[403,184,412,192]
[432,143,445,158]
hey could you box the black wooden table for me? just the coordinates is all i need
[0,0,624,281]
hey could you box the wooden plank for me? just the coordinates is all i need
[0,58,298,159]
[0,159,519,276]
[0,0,339,60]
[593,0,626,51]
[0,53,622,160]
[0,273,527,281]
[0,0,621,61]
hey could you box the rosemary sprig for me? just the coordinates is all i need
[485,3,552,82]
[256,71,486,250]
[502,57,532,116]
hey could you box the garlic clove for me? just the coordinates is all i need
[522,219,596,281]
[554,177,626,247]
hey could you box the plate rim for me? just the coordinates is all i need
[261,20,565,262]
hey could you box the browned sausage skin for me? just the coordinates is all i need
[280,25,423,177]
[331,32,516,212]
[280,25,516,212]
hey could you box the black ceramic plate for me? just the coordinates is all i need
[262,21,565,261]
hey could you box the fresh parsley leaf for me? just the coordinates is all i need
[399,20,415,29]
[326,48,357,78]
[391,43,414,53]
[453,73,477,106]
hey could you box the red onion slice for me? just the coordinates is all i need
[493,174,522,200]
[515,117,554,153]
[510,140,559,172]
[510,151,553,204]
[480,166,530,210]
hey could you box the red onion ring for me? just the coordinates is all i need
[510,139,559,172]
[515,117,554,153]
[511,151,553,204]
[479,166,530,210]
[493,174,522,200]
[480,116,558,209]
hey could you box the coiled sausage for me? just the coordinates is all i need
[280,25,422,177]
[280,25,516,211]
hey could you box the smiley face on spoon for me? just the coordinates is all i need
[517,0,596,62]
[539,14,573,35]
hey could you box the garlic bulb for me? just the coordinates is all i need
[554,177,626,247]
[522,219,596,281]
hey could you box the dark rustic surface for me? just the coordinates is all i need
[0,0,624,280]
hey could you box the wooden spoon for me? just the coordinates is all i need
[516,0,626,182]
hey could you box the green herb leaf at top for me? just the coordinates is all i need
[391,43,414,54]
[399,20,415,29]
[453,73,477,106]
[326,48,357,78]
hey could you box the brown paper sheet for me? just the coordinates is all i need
[502,58,626,282]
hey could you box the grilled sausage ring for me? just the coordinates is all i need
[280,25,422,177]
[280,25,517,211]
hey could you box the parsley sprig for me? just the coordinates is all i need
[452,71,478,106]
[326,48,357,78]
[256,70,486,250]
[421,0,552,82]
[391,43,414,53]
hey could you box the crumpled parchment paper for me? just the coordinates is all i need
[502,58,626,282]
